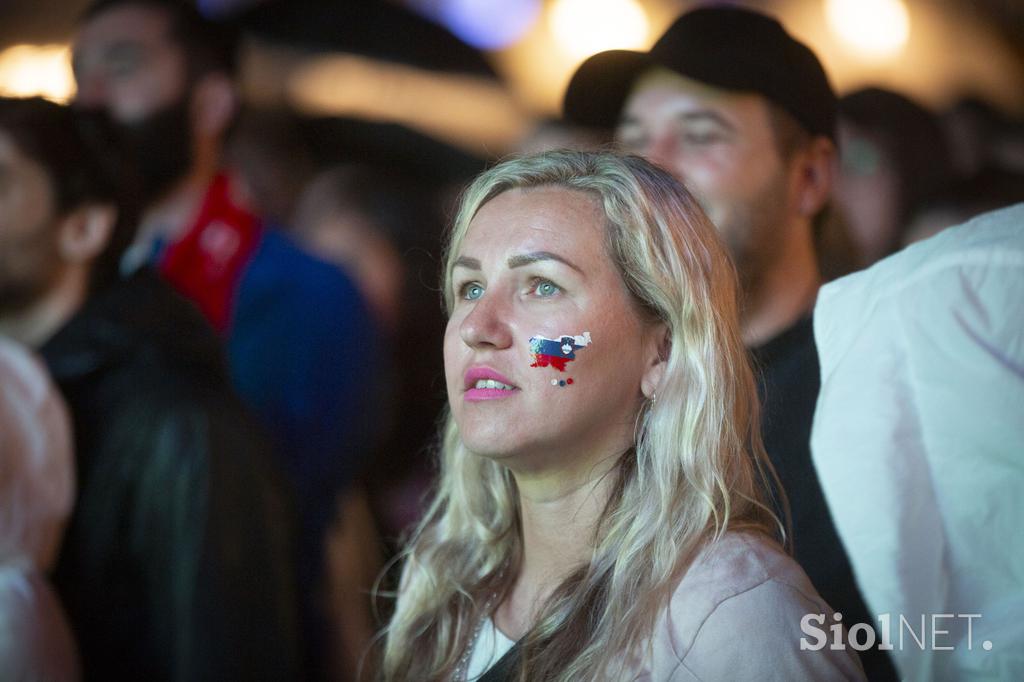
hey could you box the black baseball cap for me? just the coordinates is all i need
[563,5,837,141]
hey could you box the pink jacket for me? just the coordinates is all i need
[639,532,866,681]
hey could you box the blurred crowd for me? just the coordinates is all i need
[0,1,1021,681]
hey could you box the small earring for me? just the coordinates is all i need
[650,391,657,406]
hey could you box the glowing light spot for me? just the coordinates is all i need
[826,0,910,59]
[549,0,649,60]
[567,378,574,385]
[437,0,542,50]
[0,44,75,102]
[287,53,528,153]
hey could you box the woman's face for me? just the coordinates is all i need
[444,186,662,475]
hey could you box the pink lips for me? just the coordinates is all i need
[464,366,518,402]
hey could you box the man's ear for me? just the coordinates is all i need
[191,72,237,139]
[641,323,670,399]
[793,136,836,218]
[58,204,117,265]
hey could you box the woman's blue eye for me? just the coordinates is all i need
[534,280,560,297]
[463,283,484,300]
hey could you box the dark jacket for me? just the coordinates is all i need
[43,268,302,682]
[754,316,896,681]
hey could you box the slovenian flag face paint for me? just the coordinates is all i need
[529,331,592,373]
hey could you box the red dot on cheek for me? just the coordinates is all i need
[567,378,574,385]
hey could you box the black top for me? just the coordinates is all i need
[753,316,896,681]
[43,269,302,682]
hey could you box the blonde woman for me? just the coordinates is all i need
[381,151,864,681]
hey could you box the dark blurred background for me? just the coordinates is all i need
[2,0,1022,161]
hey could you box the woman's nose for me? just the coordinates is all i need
[460,291,513,350]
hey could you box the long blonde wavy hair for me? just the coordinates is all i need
[380,150,782,681]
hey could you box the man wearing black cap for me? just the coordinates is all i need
[566,6,896,680]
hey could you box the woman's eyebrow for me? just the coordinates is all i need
[452,256,481,270]
[507,251,583,274]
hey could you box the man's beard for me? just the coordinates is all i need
[715,174,791,299]
[80,98,194,206]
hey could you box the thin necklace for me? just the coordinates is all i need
[452,575,505,682]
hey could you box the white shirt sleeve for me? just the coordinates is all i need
[811,203,1024,681]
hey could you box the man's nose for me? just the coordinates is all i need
[459,290,513,351]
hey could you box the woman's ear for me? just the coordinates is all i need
[641,323,670,399]
[58,204,117,265]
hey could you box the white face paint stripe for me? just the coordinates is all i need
[529,331,592,354]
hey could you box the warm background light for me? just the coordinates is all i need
[0,44,74,102]
[825,0,910,59]
[489,0,668,119]
[486,0,1023,141]
[272,50,529,154]
[549,0,650,60]
[780,0,1023,115]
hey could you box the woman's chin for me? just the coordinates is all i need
[461,435,547,471]
[463,440,523,463]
